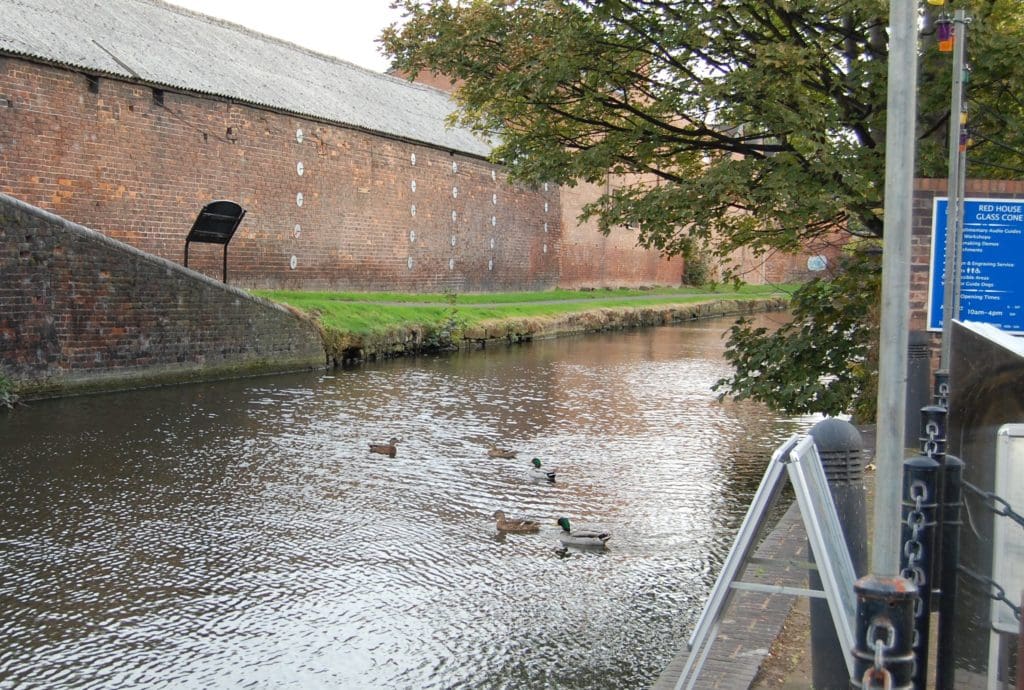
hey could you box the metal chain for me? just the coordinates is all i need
[922,419,941,459]
[958,564,1023,622]
[962,480,1024,530]
[901,481,930,589]
[862,618,895,690]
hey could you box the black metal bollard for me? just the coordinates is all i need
[934,454,964,690]
[849,575,918,689]
[905,331,932,442]
[900,453,938,689]
[809,418,868,690]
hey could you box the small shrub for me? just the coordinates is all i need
[0,373,19,410]
[683,252,711,286]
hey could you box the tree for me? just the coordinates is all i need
[382,0,1024,418]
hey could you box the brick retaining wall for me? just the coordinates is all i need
[0,192,325,398]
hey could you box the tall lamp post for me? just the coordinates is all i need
[871,0,919,578]
[938,9,971,372]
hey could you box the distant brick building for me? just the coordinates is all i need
[1,0,690,291]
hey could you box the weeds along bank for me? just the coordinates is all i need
[298,294,790,366]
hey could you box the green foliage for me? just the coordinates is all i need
[682,246,712,287]
[383,0,1024,417]
[0,372,19,410]
[713,248,881,419]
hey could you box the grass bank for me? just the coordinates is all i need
[252,284,794,364]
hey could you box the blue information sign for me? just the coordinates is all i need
[928,197,1024,334]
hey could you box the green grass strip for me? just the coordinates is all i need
[252,284,794,336]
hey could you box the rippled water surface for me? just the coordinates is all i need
[0,317,814,689]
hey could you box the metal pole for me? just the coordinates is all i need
[873,0,919,576]
[939,9,969,370]
[934,454,964,690]
[1018,592,1023,690]
[952,112,969,322]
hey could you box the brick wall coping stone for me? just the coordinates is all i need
[1,191,305,320]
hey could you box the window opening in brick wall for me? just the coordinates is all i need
[86,74,100,94]
[152,88,164,106]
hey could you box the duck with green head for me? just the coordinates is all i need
[556,517,610,549]
[529,457,556,482]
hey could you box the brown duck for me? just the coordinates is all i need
[492,510,540,534]
[487,446,517,459]
[368,437,399,458]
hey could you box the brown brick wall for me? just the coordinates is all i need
[0,193,325,397]
[558,178,685,288]
[0,57,560,292]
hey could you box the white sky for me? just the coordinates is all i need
[163,1,406,72]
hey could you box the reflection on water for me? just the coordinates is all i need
[0,315,813,689]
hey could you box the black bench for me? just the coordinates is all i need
[183,200,246,283]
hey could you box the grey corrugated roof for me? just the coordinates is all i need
[0,0,492,157]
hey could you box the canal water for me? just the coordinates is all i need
[0,315,814,689]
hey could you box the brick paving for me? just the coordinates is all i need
[651,500,810,690]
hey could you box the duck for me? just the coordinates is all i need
[528,457,556,482]
[492,510,540,534]
[556,517,610,549]
[487,446,517,459]
[368,437,399,458]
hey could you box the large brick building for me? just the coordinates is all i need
[0,0,694,291]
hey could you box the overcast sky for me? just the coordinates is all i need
[163,1,406,72]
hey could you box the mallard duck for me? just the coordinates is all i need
[528,457,556,482]
[368,437,399,458]
[556,517,610,549]
[492,510,540,534]
[488,446,517,459]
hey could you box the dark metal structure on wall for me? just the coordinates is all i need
[183,200,246,284]
[947,320,1024,687]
